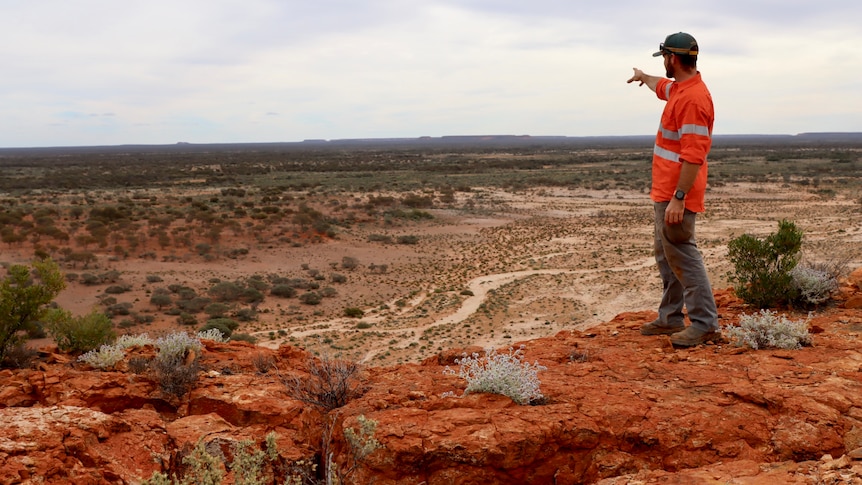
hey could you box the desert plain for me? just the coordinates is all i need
[1,136,860,366]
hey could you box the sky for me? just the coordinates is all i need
[1,0,860,148]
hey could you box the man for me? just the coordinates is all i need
[626,32,720,347]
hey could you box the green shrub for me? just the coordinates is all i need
[203,302,231,318]
[270,284,297,298]
[443,346,547,405]
[199,318,238,338]
[724,309,812,350]
[233,308,258,322]
[727,220,803,308]
[177,312,198,326]
[104,285,131,294]
[47,308,116,354]
[299,291,321,305]
[0,259,65,364]
[176,296,212,313]
[142,432,282,485]
[150,293,173,310]
[344,307,364,318]
[239,287,265,304]
[208,281,243,302]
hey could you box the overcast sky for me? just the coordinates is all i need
[2,0,860,147]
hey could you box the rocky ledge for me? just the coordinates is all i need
[1,269,862,484]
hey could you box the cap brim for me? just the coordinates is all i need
[652,50,663,57]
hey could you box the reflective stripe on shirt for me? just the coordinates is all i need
[653,144,680,163]
[659,123,711,141]
[680,123,711,137]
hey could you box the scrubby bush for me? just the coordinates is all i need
[47,308,116,354]
[239,287,265,304]
[330,273,347,284]
[176,296,212,313]
[199,318,238,339]
[151,332,202,398]
[104,284,131,294]
[149,293,173,310]
[285,353,365,410]
[727,220,803,308]
[143,433,283,485]
[791,263,840,306]
[203,302,230,318]
[299,291,322,305]
[233,308,258,322]
[1,344,37,369]
[397,235,419,245]
[724,309,812,350]
[106,302,133,316]
[270,284,297,298]
[229,333,257,344]
[208,281,243,302]
[443,346,547,405]
[344,307,364,318]
[177,312,198,326]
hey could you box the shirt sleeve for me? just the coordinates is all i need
[677,99,712,166]
[656,78,672,101]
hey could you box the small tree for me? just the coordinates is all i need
[727,220,803,308]
[150,293,173,310]
[0,259,66,364]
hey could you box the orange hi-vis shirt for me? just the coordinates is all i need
[652,72,714,213]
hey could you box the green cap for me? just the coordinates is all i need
[653,32,698,57]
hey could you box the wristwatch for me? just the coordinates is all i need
[674,189,686,201]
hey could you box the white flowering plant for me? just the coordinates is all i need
[78,344,126,369]
[197,328,228,343]
[791,265,838,306]
[155,332,202,364]
[116,333,153,348]
[724,309,812,350]
[443,345,547,405]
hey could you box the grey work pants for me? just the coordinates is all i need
[653,202,719,332]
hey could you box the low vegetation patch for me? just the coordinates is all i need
[724,309,812,350]
[443,345,547,405]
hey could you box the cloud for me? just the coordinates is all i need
[0,0,860,146]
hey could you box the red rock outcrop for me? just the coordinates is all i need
[1,284,862,484]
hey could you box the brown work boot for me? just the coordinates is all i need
[640,319,685,336]
[670,326,722,347]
